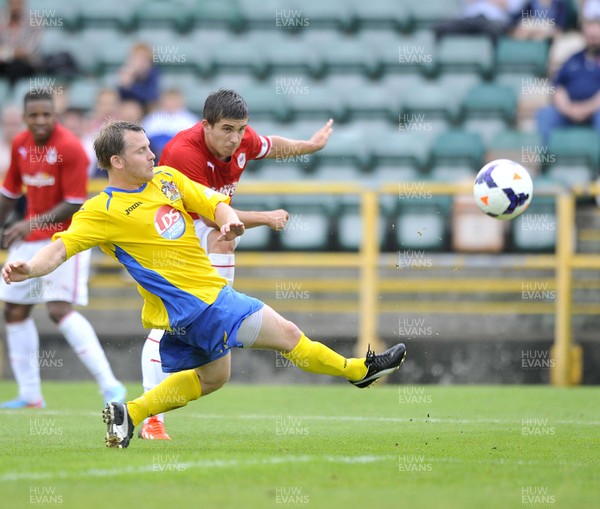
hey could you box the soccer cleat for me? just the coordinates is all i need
[102,383,127,405]
[350,343,407,389]
[138,416,171,440]
[0,398,45,409]
[103,402,134,449]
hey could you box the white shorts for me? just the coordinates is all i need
[0,239,90,305]
[193,219,241,253]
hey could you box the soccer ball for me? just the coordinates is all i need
[473,159,533,220]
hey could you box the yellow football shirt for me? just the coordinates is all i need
[54,166,230,330]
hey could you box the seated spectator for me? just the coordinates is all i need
[117,43,160,114]
[536,0,600,144]
[142,88,198,158]
[434,0,529,43]
[511,0,574,40]
[0,0,43,87]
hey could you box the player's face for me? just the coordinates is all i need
[203,118,248,160]
[23,99,56,144]
[118,130,156,184]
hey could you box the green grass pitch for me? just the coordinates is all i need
[0,381,598,509]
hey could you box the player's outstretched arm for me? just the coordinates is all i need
[2,238,67,284]
[235,208,289,230]
[214,202,245,242]
[266,119,333,158]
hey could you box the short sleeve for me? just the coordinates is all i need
[245,125,272,160]
[52,197,108,259]
[1,139,24,199]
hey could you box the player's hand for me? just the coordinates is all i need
[218,221,245,242]
[266,209,290,231]
[2,220,32,249]
[2,260,31,284]
[308,118,334,152]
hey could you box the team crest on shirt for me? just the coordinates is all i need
[45,147,58,164]
[237,152,246,168]
[160,179,181,202]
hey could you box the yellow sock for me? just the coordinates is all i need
[282,333,368,381]
[127,369,201,427]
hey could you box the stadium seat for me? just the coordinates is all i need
[79,0,142,30]
[132,0,193,32]
[336,199,388,251]
[485,129,542,174]
[66,79,101,111]
[189,0,245,31]
[369,164,421,184]
[436,35,494,79]
[297,0,354,31]
[429,165,475,183]
[311,162,363,182]
[286,81,347,122]
[369,131,431,173]
[408,0,462,30]
[266,34,324,79]
[238,83,292,122]
[319,35,377,78]
[402,80,464,124]
[278,199,334,251]
[461,83,517,124]
[313,129,369,172]
[511,196,556,252]
[544,164,595,187]
[209,33,273,80]
[496,38,549,77]
[28,0,84,31]
[348,0,410,32]
[327,75,395,122]
[76,29,132,75]
[547,127,600,170]
[394,196,451,251]
[430,130,485,170]
[462,118,509,147]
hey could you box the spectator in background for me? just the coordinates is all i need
[142,88,198,159]
[0,105,23,180]
[117,43,160,114]
[511,0,573,40]
[0,0,43,87]
[434,0,528,43]
[536,0,600,144]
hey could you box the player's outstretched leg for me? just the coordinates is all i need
[248,305,407,387]
[103,356,228,448]
[139,330,170,440]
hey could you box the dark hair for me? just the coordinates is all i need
[94,121,145,170]
[23,90,54,108]
[202,89,248,125]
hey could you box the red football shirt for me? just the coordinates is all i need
[1,123,89,241]
[159,123,272,198]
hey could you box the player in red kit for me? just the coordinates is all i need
[0,90,125,409]
[138,89,333,440]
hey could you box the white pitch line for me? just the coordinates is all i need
[2,409,600,426]
[0,455,393,483]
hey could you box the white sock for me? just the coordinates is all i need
[208,253,235,286]
[57,311,119,392]
[142,329,168,424]
[6,318,42,403]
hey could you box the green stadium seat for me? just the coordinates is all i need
[298,0,354,31]
[548,127,600,170]
[463,118,509,147]
[286,83,347,122]
[369,164,420,184]
[238,83,292,122]
[496,37,549,77]
[348,0,410,32]
[76,29,131,75]
[369,131,431,172]
[336,200,388,251]
[544,164,595,187]
[211,33,277,79]
[486,129,542,170]
[311,163,363,182]
[328,76,395,121]
[320,36,377,78]
[29,0,83,31]
[79,0,141,30]
[408,0,461,30]
[190,0,244,31]
[436,35,494,79]
[461,83,517,124]
[511,196,556,252]
[402,80,464,124]
[132,0,193,32]
[266,35,324,79]
[430,130,485,169]
[394,196,451,251]
[66,79,100,111]
[429,165,475,182]
[278,199,333,251]
[237,0,282,30]
[361,30,436,78]
[313,129,369,172]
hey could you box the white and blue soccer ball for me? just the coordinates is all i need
[473,159,533,220]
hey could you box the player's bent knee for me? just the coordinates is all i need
[4,304,31,323]
[281,319,302,351]
[46,302,73,324]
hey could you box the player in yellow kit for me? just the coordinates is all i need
[1,121,407,449]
